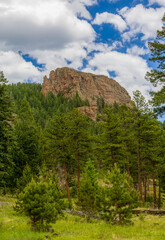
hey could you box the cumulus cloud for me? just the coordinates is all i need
[84,50,153,99]
[120,4,165,41]
[68,0,97,19]
[0,51,42,83]
[149,0,165,7]
[0,0,95,51]
[0,0,97,83]
[93,12,127,32]
[126,45,149,56]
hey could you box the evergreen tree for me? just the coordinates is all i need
[101,108,125,169]
[99,165,139,224]
[67,109,91,194]
[145,14,165,115]
[77,159,98,213]
[15,173,64,231]
[118,105,137,175]
[13,97,41,180]
[0,72,14,191]
[45,113,73,201]
[132,90,151,202]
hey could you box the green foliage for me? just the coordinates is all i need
[99,165,139,224]
[77,159,98,212]
[15,169,64,231]
[13,97,42,181]
[8,83,90,128]
[16,164,33,192]
[101,108,125,168]
[0,72,14,191]
[145,14,165,115]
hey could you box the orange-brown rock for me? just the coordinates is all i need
[41,67,131,107]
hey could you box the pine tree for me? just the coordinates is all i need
[15,173,64,231]
[145,14,165,115]
[100,165,139,224]
[101,108,125,169]
[67,109,91,194]
[132,90,151,202]
[77,159,98,213]
[0,72,14,191]
[118,105,137,175]
[45,113,73,201]
[13,97,41,180]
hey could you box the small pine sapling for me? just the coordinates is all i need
[100,165,139,224]
[15,168,64,231]
[77,159,98,215]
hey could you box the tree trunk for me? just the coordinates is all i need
[158,178,161,209]
[138,127,143,202]
[153,171,157,209]
[77,150,80,194]
[64,164,70,201]
[144,174,147,202]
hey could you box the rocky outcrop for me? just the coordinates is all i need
[41,67,131,108]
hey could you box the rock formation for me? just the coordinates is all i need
[41,67,131,109]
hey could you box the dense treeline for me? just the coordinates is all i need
[1,74,165,227]
[2,80,165,204]
[8,83,89,129]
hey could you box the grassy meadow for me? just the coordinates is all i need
[0,195,165,240]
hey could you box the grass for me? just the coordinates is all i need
[0,195,165,240]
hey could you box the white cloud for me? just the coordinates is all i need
[93,12,127,32]
[0,51,42,83]
[0,0,95,51]
[68,0,97,19]
[84,50,153,99]
[126,45,149,56]
[0,0,97,83]
[29,42,88,71]
[120,4,165,41]
[149,0,165,7]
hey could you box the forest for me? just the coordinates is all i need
[0,14,165,240]
[1,76,165,225]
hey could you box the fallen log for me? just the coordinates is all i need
[65,209,165,219]
[132,209,165,215]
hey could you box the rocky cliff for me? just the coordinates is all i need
[41,67,131,108]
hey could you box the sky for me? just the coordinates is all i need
[0,0,165,103]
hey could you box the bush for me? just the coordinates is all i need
[15,173,64,231]
[99,165,139,224]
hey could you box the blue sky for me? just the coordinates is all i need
[0,0,164,107]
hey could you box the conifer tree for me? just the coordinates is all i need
[0,72,14,191]
[132,90,151,202]
[77,159,98,213]
[13,97,41,180]
[45,113,73,201]
[145,14,165,115]
[101,108,125,169]
[100,165,139,224]
[67,109,91,194]
[118,105,137,175]
[15,171,64,231]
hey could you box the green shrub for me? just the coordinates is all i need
[99,165,139,224]
[15,176,64,231]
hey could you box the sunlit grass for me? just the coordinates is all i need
[0,195,165,240]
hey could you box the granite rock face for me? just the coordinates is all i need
[41,67,131,108]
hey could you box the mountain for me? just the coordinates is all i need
[41,67,131,119]
[42,67,131,104]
